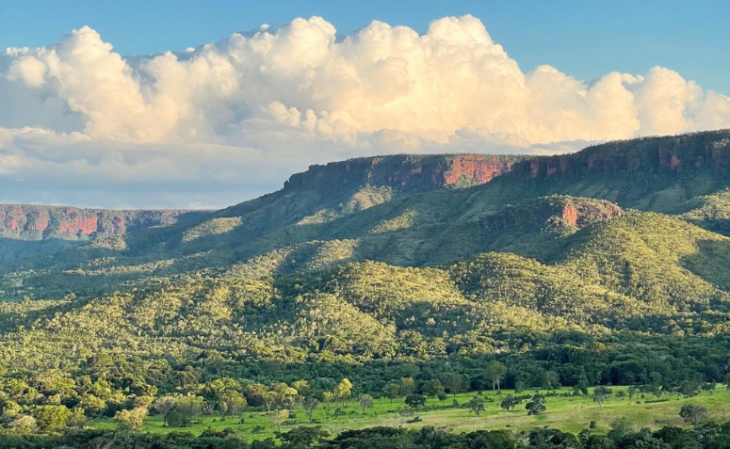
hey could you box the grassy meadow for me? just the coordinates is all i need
[89,386,730,441]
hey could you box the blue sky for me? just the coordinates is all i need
[2,0,728,95]
[1,1,730,208]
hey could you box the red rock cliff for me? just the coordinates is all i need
[0,205,205,241]
[484,196,624,233]
[512,130,730,179]
[285,154,530,193]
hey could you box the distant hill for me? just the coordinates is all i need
[0,205,207,241]
[0,205,209,265]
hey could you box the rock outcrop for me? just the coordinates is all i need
[512,130,730,179]
[484,196,624,234]
[284,154,530,193]
[0,205,206,241]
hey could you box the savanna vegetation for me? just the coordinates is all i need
[2,131,730,446]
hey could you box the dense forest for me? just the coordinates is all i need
[1,130,730,445]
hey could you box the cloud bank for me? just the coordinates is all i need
[1,16,729,208]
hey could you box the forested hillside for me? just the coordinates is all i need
[4,130,730,300]
[2,130,730,443]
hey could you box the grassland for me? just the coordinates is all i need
[89,387,730,440]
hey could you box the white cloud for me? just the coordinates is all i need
[1,15,730,208]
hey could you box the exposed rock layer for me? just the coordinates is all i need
[0,205,204,241]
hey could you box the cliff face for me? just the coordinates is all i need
[513,130,730,179]
[281,131,730,198]
[484,196,624,234]
[284,154,530,193]
[0,205,205,241]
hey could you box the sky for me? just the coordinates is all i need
[1,0,729,209]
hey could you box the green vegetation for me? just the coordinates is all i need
[2,131,730,446]
[81,387,730,437]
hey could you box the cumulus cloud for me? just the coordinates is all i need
[1,15,729,208]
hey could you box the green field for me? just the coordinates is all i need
[89,387,730,441]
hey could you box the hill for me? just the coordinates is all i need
[4,130,730,300]
[0,205,208,265]
[0,205,206,241]
[3,131,730,440]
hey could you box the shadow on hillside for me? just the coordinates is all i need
[682,239,730,294]
[0,238,85,269]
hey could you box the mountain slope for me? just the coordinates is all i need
[4,129,730,303]
[4,209,730,368]
[4,130,730,382]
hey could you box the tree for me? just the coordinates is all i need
[526,394,546,415]
[262,391,279,412]
[276,426,330,448]
[303,397,319,422]
[404,394,426,411]
[384,383,400,403]
[444,374,463,397]
[680,381,700,398]
[467,397,486,416]
[270,409,288,432]
[529,429,580,448]
[679,404,708,426]
[500,395,519,412]
[165,408,187,427]
[322,391,335,414]
[134,395,154,409]
[359,394,374,414]
[81,394,106,416]
[152,396,177,422]
[33,405,71,433]
[291,380,311,398]
[227,395,248,423]
[2,400,21,419]
[114,407,148,432]
[67,407,87,429]
[176,395,205,421]
[576,370,590,393]
[542,371,561,390]
[514,379,527,393]
[215,401,229,418]
[424,379,445,397]
[593,387,612,408]
[273,382,299,409]
[485,361,507,392]
[334,379,353,407]
[399,377,415,396]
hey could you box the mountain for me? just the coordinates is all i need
[4,130,730,301]
[0,154,528,296]
[3,130,730,416]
